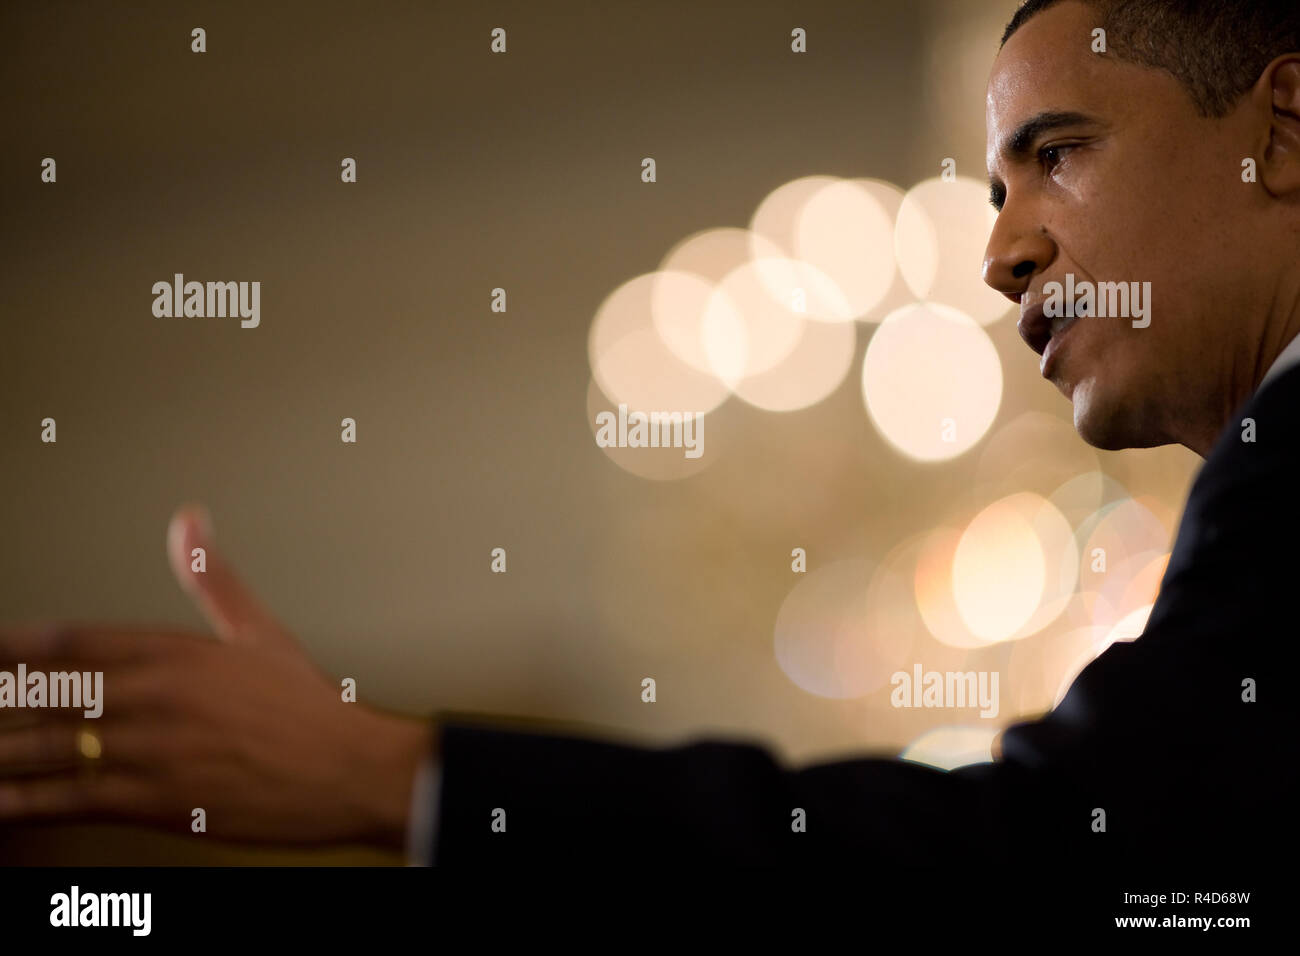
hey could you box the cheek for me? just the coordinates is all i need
[1068,318,1144,394]
[1074,315,1124,360]
[1093,321,1146,370]
[1051,155,1181,281]
[1085,323,1170,413]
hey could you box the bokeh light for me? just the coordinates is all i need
[861,302,1002,461]
[895,175,1014,326]
[1076,498,1172,602]
[974,412,1102,506]
[588,272,731,414]
[900,725,1000,770]
[915,493,1077,648]
[654,228,788,382]
[749,175,843,262]
[732,313,856,412]
[789,178,899,320]
[775,558,912,699]
[1006,621,1113,716]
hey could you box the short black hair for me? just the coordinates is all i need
[1001,0,1300,117]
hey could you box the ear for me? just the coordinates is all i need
[1258,56,1300,196]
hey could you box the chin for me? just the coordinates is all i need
[1070,380,1163,451]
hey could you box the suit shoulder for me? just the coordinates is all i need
[1192,363,1300,500]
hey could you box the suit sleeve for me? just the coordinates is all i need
[428,374,1299,866]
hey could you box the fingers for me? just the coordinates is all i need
[0,719,81,771]
[166,504,294,649]
[0,667,181,729]
[0,624,201,665]
[0,719,172,772]
[0,771,149,821]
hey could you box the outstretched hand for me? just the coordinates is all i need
[0,505,433,849]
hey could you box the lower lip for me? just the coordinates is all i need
[1040,316,1080,379]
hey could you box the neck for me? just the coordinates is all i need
[1178,291,1300,459]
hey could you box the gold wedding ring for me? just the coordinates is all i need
[76,724,103,763]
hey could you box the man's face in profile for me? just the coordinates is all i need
[983,0,1263,452]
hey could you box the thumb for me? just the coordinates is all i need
[167,503,295,649]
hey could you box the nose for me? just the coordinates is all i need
[982,207,1055,305]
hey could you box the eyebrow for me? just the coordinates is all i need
[988,110,1099,210]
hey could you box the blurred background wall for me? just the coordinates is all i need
[0,0,1199,863]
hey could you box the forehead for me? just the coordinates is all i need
[985,2,1134,166]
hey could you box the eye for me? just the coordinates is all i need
[1039,144,1075,172]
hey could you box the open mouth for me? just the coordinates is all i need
[1041,313,1079,379]
[1019,297,1090,380]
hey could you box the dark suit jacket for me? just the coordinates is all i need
[430,365,1296,867]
